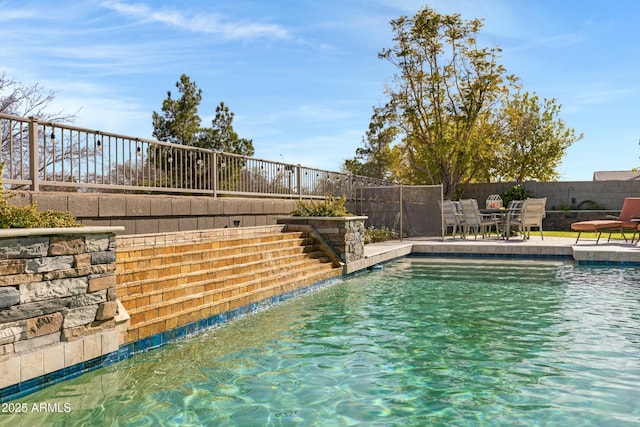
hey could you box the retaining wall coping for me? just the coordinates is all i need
[276,216,369,221]
[116,225,288,249]
[0,226,125,238]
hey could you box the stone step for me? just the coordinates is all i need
[126,265,340,342]
[118,232,311,262]
[116,229,343,343]
[121,252,334,313]
[117,243,327,296]
[126,260,338,329]
[116,236,316,276]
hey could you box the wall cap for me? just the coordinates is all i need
[275,216,368,220]
[0,226,124,238]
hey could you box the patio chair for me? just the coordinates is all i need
[502,200,523,238]
[440,199,465,239]
[459,198,499,240]
[571,197,640,244]
[507,197,547,240]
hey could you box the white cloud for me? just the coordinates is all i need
[510,33,585,52]
[574,87,635,106]
[100,0,290,40]
[0,9,39,22]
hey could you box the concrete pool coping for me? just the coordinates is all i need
[351,236,640,272]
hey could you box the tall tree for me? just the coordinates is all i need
[493,91,582,182]
[150,74,255,189]
[151,74,202,146]
[377,6,516,198]
[152,74,253,156]
[198,101,254,156]
[344,106,396,179]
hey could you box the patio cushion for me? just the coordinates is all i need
[570,220,621,231]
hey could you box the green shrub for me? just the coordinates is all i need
[291,196,351,217]
[0,164,81,228]
[364,226,399,244]
[500,184,534,206]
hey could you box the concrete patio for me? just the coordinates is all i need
[350,235,640,273]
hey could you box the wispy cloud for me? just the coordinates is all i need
[510,33,585,52]
[0,9,39,22]
[573,86,636,107]
[100,1,290,40]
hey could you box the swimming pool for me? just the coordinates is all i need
[2,258,640,426]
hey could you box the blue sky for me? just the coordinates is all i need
[2,0,639,181]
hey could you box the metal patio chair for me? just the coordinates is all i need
[459,198,499,240]
[440,199,465,239]
[507,197,547,240]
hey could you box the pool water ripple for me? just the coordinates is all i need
[3,259,640,426]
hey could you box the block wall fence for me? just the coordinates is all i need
[6,179,640,237]
[9,192,300,235]
[462,180,640,211]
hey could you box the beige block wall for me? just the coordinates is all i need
[462,180,640,211]
[13,192,299,235]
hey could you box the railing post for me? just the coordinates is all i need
[399,184,403,242]
[28,116,39,191]
[296,164,302,199]
[212,151,218,198]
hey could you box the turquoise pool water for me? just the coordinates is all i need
[2,258,640,426]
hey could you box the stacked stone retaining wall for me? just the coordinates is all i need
[0,227,124,395]
[277,217,366,263]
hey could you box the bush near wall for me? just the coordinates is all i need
[0,165,80,229]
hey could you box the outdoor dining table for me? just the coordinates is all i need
[479,207,522,238]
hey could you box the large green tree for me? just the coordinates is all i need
[377,6,516,198]
[152,74,253,156]
[344,106,396,180]
[197,102,254,156]
[352,6,581,196]
[150,74,254,189]
[152,74,202,146]
[492,91,582,182]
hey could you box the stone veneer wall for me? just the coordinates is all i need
[277,217,367,263]
[0,227,124,395]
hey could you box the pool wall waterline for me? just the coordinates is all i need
[2,229,640,402]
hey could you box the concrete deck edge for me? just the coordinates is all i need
[355,239,640,271]
[345,243,413,274]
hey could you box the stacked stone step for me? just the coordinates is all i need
[116,230,340,343]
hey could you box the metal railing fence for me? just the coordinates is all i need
[0,113,392,198]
